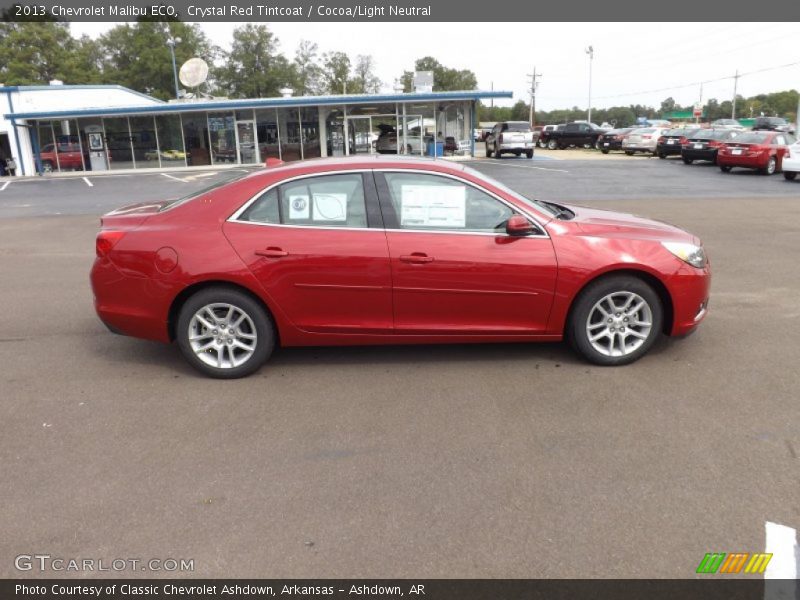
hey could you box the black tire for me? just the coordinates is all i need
[720,165,732,173]
[538,139,548,149]
[547,139,558,150]
[41,160,54,173]
[682,157,693,165]
[601,149,610,155]
[784,171,797,180]
[658,153,667,159]
[583,142,593,149]
[625,151,634,156]
[594,139,602,150]
[567,275,663,366]
[526,150,534,159]
[761,156,777,175]
[485,143,492,158]
[176,287,275,379]
[494,147,503,158]
[514,151,521,157]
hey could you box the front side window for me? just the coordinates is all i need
[240,173,367,228]
[383,172,516,233]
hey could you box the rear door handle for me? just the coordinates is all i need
[255,247,288,258]
[399,253,434,264]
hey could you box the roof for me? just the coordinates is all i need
[0,84,165,105]
[5,89,512,121]
[244,154,470,179]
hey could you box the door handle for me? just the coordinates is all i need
[399,253,434,264]
[255,247,288,258]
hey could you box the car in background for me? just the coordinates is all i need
[39,141,88,172]
[710,119,745,130]
[717,131,795,175]
[541,122,607,150]
[473,129,482,141]
[90,156,710,378]
[145,149,187,161]
[680,129,739,164]
[753,116,794,134]
[538,124,562,148]
[623,128,671,155]
[485,121,536,158]
[780,139,800,180]
[375,125,427,155]
[597,127,636,154]
[656,128,699,158]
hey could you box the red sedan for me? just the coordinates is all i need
[717,131,795,175]
[91,157,711,378]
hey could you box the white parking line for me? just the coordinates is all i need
[765,521,798,579]
[161,173,189,183]
[0,181,10,191]
[474,161,570,174]
[82,177,93,187]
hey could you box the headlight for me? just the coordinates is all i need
[662,242,707,269]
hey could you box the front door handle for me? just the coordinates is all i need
[255,247,288,258]
[399,253,434,264]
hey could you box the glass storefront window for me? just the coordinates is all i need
[182,113,211,166]
[277,108,302,162]
[325,108,345,157]
[52,119,85,172]
[299,107,320,159]
[255,109,280,161]
[36,122,56,172]
[104,117,135,170]
[154,114,186,167]
[208,111,236,165]
[128,116,158,168]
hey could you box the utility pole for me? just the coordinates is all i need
[527,67,542,127]
[490,81,494,108]
[585,46,594,124]
[695,82,704,125]
[731,69,739,119]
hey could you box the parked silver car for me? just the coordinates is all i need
[623,128,671,155]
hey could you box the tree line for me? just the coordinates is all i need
[479,91,799,127]
[0,20,477,100]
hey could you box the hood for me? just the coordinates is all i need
[564,204,698,244]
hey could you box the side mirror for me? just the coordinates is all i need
[506,215,535,236]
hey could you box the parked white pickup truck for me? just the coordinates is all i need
[485,121,535,158]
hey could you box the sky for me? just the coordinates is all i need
[69,22,800,112]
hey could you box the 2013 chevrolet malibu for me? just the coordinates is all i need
[91,157,710,378]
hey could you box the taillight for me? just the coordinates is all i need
[679,137,687,144]
[96,231,125,258]
[642,135,652,140]
[657,136,665,143]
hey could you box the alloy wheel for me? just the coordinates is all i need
[585,291,653,358]
[188,303,258,369]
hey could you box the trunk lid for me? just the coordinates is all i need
[100,200,170,229]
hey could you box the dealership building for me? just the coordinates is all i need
[0,83,512,176]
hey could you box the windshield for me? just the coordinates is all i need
[462,165,558,218]
[159,172,250,211]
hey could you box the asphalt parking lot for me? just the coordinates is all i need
[1,157,798,579]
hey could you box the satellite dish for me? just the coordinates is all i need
[179,58,209,88]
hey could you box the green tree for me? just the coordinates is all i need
[400,57,477,92]
[98,21,214,100]
[291,40,322,96]
[349,55,381,94]
[0,22,90,84]
[321,51,351,94]
[215,24,291,99]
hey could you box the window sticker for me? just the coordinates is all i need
[312,193,348,222]
[400,184,466,228]
[288,194,310,220]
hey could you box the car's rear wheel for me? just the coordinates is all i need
[720,165,732,172]
[583,142,593,149]
[601,149,610,155]
[568,276,662,366]
[682,157,693,164]
[177,287,275,379]
[538,139,548,149]
[658,153,666,159]
[625,151,635,156]
[784,171,797,180]
[762,156,777,175]
[547,139,558,150]
[526,150,534,159]
[485,144,492,158]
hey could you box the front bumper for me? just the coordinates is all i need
[668,262,712,337]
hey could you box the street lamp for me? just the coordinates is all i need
[166,36,182,99]
[585,45,594,124]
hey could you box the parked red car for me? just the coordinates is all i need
[40,142,88,172]
[717,131,795,175]
[91,157,710,378]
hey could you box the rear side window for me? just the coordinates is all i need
[240,173,368,228]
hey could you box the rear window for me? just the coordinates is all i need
[732,132,773,144]
[504,122,532,132]
[159,172,250,212]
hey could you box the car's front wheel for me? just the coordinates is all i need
[761,156,777,175]
[568,276,663,366]
[547,139,558,150]
[784,171,797,180]
[176,287,275,379]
